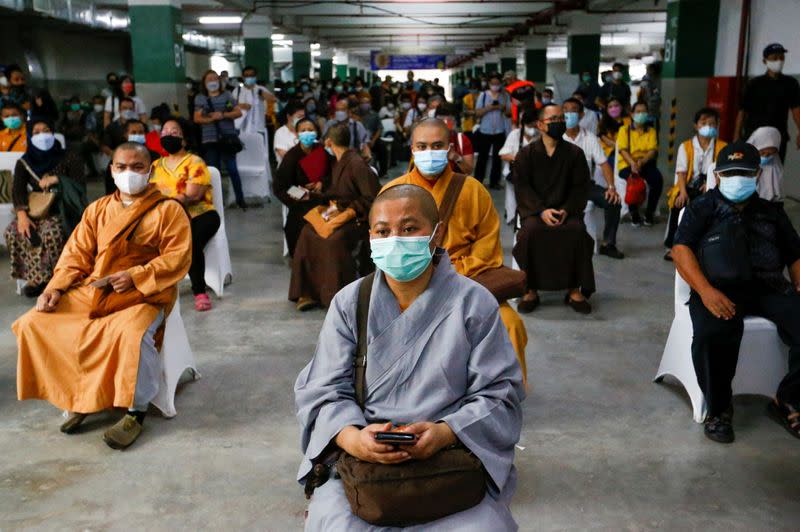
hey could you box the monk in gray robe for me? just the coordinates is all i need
[295,184,525,531]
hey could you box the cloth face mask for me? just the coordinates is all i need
[160,135,183,154]
[370,226,438,282]
[113,170,150,195]
[31,132,55,151]
[414,149,449,176]
[718,175,757,203]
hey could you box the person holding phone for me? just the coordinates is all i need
[474,73,511,189]
[512,103,596,314]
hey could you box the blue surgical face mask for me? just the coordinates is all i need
[564,112,580,129]
[244,76,257,86]
[3,116,22,130]
[698,125,718,138]
[633,112,649,125]
[413,149,449,176]
[370,225,438,282]
[298,131,317,147]
[718,175,758,203]
[335,110,349,122]
[206,81,220,92]
[760,155,774,166]
[324,146,335,156]
[127,134,146,144]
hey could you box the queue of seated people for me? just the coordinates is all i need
[2,61,800,529]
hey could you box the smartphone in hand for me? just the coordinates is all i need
[375,432,417,444]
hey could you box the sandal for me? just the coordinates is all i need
[194,293,212,312]
[767,400,800,440]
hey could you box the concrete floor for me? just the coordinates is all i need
[1,173,799,531]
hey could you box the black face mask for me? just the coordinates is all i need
[546,121,566,140]
[160,135,184,154]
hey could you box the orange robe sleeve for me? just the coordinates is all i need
[127,201,192,297]
[46,202,100,293]
[451,183,504,278]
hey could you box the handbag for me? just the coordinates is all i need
[303,203,357,239]
[625,172,647,206]
[436,173,527,301]
[19,159,57,220]
[206,97,243,154]
[698,218,752,287]
[334,273,488,527]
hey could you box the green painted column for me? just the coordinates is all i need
[474,65,484,77]
[348,67,358,80]
[335,64,348,81]
[485,62,499,75]
[567,12,601,76]
[243,15,272,84]
[128,0,186,113]
[524,35,548,86]
[358,69,365,80]
[318,48,333,81]
[659,0,722,177]
[292,37,311,81]
[501,57,516,75]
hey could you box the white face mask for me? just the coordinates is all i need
[31,132,56,151]
[524,126,536,137]
[113,170,150,195]
[766,59,784,73]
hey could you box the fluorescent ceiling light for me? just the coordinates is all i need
[198,16,242,25]
[272,33,285,40]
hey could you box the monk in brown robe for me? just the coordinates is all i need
[289,121,380,311]
[13,142,192,450]
[384,118,528,385]
[512,103,595,314]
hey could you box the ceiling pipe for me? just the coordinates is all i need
[447,0,587,68]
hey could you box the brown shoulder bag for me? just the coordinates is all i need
[436,173,527,302]
[19,159,57,220]
[334,273,488,527]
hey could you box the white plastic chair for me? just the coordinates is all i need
[583,201,604,254]
[204,167,233,297]
[236,133,272,200]
[54,133,66,149]
[152,297,200,418]
[282,204,289,257]
[655,258,790,422]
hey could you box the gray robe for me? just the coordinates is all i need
[295,254,525,531]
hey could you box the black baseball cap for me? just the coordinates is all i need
[715,141,760,173]
[763,43,788,58]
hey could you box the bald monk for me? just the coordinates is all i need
[13,142,192,450]
[383,117,528,383]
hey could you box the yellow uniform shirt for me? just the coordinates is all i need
[150,154,214,218]
[616,123,657,172]
[461,92,476,132]
[0,126,27,152]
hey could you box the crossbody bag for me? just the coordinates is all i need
[19,159,57,220]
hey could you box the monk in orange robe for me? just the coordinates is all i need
[384,118,528,384]
[13,142,192,450]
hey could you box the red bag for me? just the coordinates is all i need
[625,173,647,206]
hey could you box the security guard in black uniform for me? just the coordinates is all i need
[672,141,800,444]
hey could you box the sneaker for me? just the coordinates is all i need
[630,213,643,227]
[599,244,625,259]
[643,215,656,226]
[103,414,143,450]
[704,408,734,443]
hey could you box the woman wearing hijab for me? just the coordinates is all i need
[747,126,784,201]
[4,118,86,297]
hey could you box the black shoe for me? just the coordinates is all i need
[643,215,656,226]
[599,244,625,259]
[704,408,734,443]
[767,400,800,440]
[564,293,592,314]
[630,213,643,227]
[663,249,673,262]
[236,201,249,211]
[516,296,540,314]
[23,283,46,298]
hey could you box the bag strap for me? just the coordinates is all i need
[434,173,467,247]
[354,271,375,409]
[8,134,22,151]
[19,158,42,184]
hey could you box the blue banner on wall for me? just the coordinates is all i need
[370,52,446,71]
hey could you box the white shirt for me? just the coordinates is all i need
[498,128,536,177]
[105,95,146,121]
[579,110,599,135]
[234,84,273,133]
[675,136,717,183]
[273,126,298,166]
[563,128,607,186]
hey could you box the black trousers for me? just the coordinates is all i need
[587,183,621,247]
[689,284,800,417]
[189,210,221,295]
[372,139,389,177]
[664,186,703,248]
[474,132,506,187]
